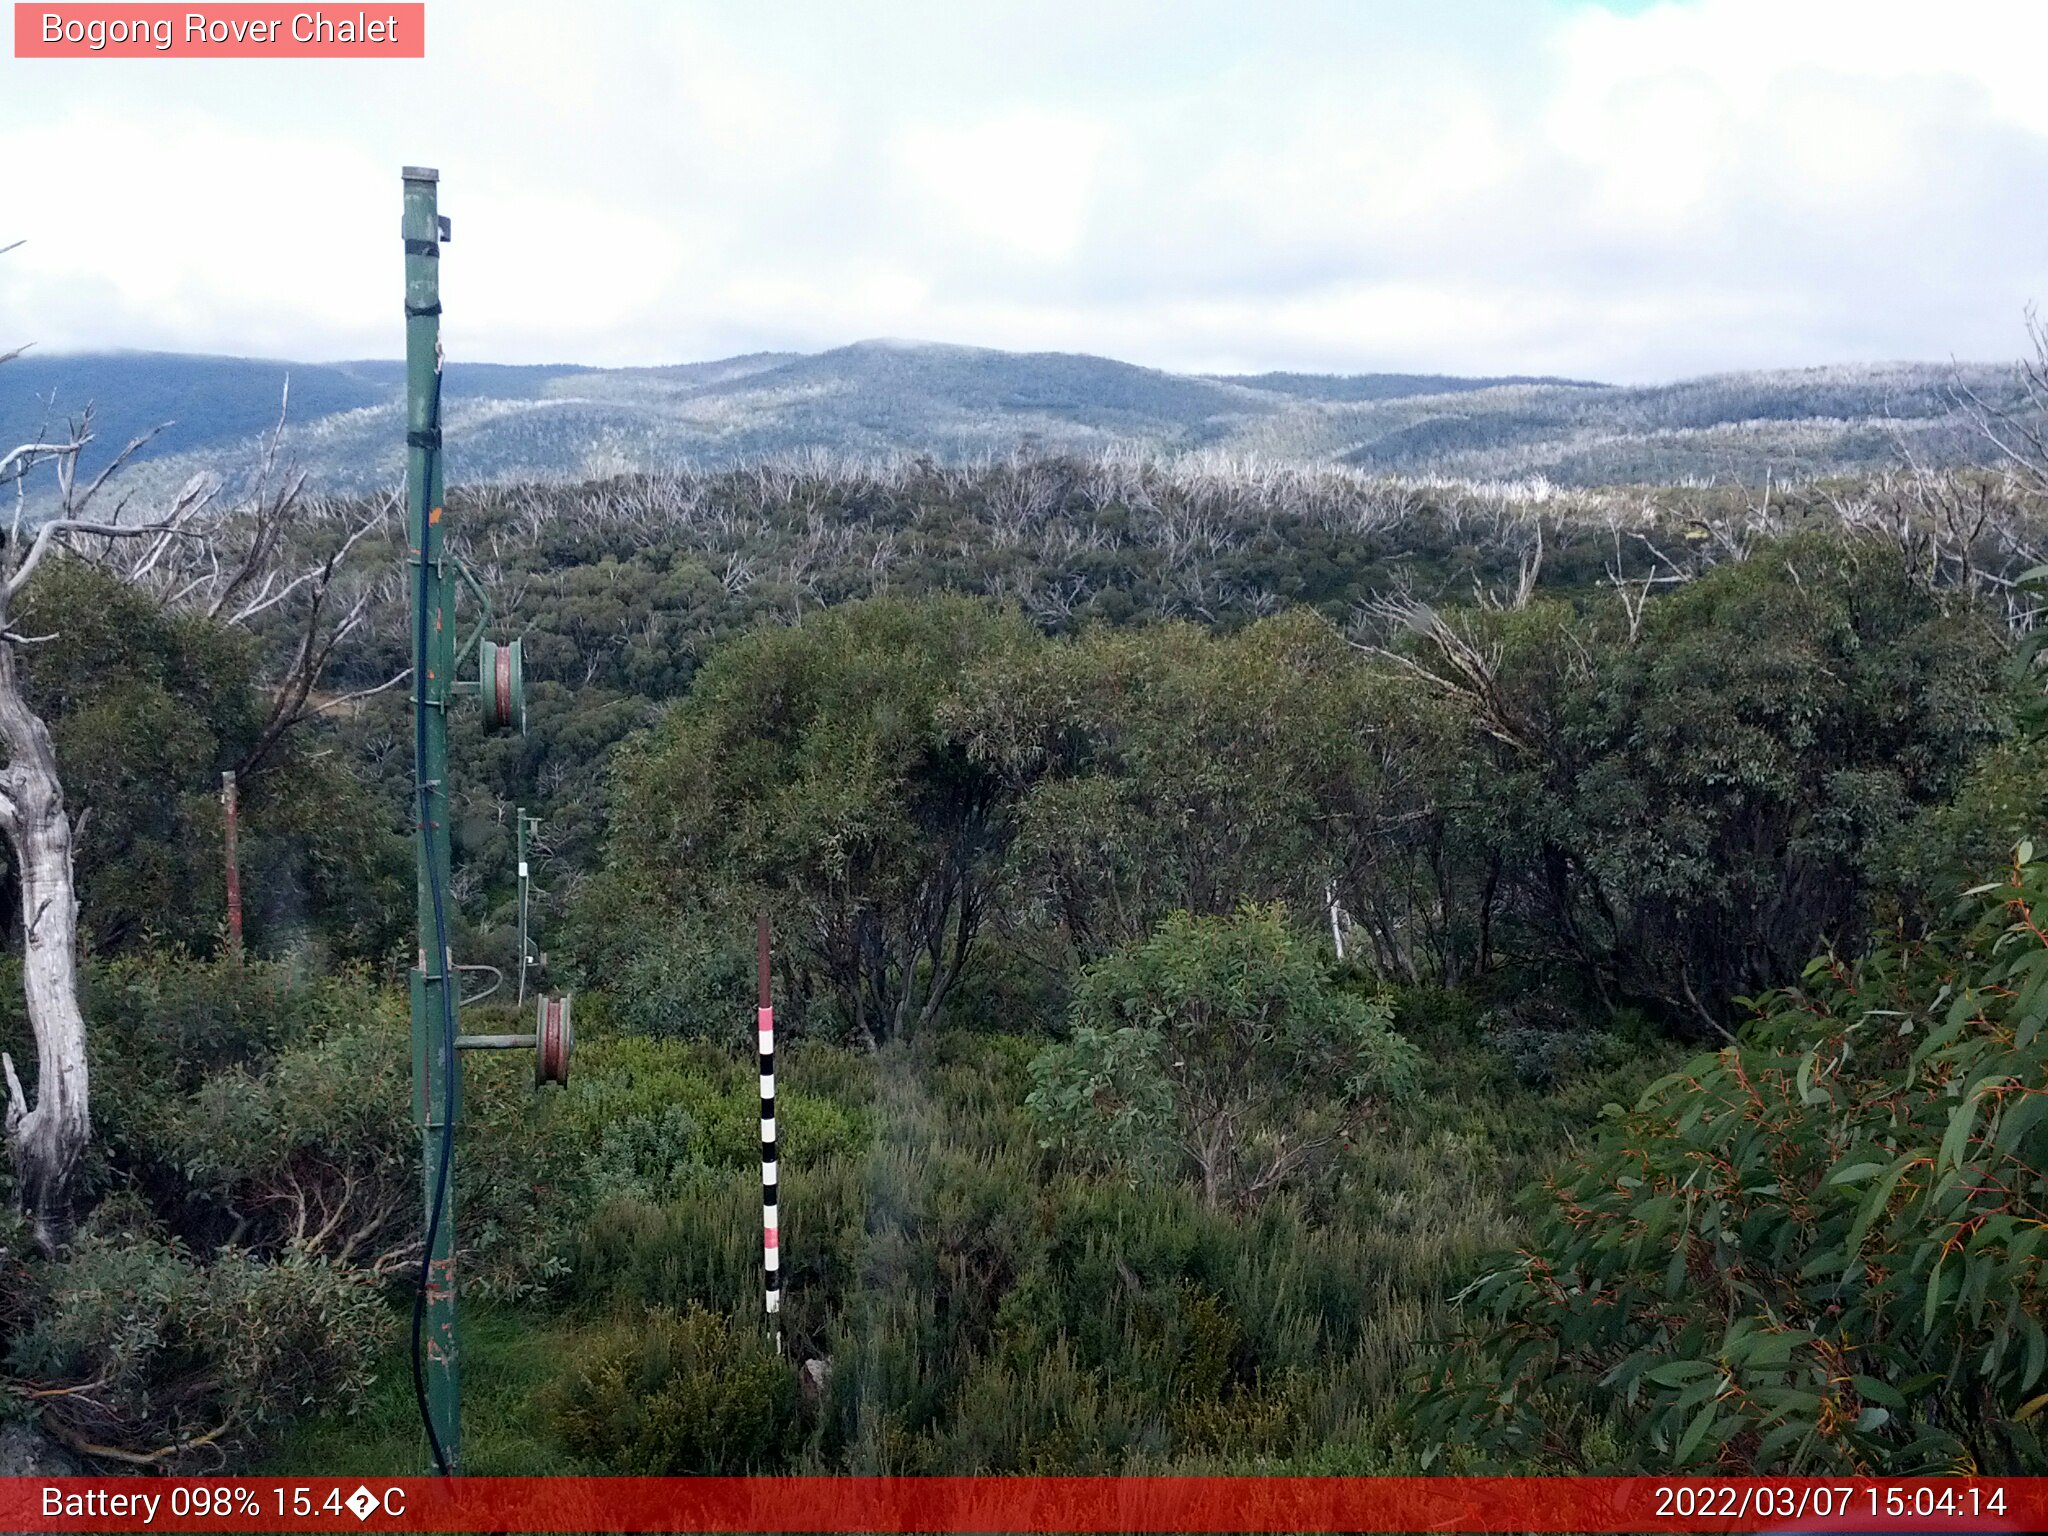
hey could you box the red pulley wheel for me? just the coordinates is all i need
[494,643,512,727]
[535,993,572,1086]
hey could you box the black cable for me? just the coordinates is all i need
[409,363,458,1479]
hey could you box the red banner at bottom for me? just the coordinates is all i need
[1,1476,2040,1533]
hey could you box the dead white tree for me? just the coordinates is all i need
[1474,517,1545,611]
[0,261,397,1249]
[89,392,405,775]
[0,426,214,1254]
[1604,526,1694,644]
[1955,308,2048,504]
[1356,591,1541,757]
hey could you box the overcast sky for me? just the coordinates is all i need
[3,0,2044,382]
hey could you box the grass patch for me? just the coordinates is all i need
[261,1304,592,1477]
[257,1003,1680,1477]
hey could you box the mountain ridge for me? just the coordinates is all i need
[0,340,2018,496]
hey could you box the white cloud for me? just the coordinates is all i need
[0,105,388,356]
[3,0,2045,381]
[894,109,1105,265]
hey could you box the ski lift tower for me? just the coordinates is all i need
[403,166,569,1476]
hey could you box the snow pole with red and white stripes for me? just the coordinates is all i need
[757,912,782,1349]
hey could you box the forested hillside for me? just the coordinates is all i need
[4,445,2048,1477]
[2,344,2018,501]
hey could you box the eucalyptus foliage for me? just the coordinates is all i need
[15,563,407,964]
[1029,907,1419,1207]
[1415,849,2048,1473]
[606,596,1039,1045]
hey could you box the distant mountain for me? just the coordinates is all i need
[1210,369,1600,402]
[0,351,390,467]
[0,342,2018,499]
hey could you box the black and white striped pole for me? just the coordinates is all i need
[757,913,782,1350]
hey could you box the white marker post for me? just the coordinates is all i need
[757,913,782,1349]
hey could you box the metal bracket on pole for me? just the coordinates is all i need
[450,553,492,673]
[454,995,573,1086]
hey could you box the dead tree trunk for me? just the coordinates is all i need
[0,389,213,1250]
[0,249,186,1249]
[0,301,397,1247]
[0,636,87,1254]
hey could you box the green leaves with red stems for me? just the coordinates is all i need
[1413,849,2048,1473]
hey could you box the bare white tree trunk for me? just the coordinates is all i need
[0,375,211,1251]
[0,637,87,1254]
[0,270,396,1249]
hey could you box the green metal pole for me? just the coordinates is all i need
[516,808,529,1006]
[403,164,461,1474]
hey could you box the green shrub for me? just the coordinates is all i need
[15,562,406,965]
[596,912,758,1045]
[1376,983,1483,1053]
[1413,847,2048,1474]
[1479,995,1628,1088]
[603,595,1044,1045]
[5,956,581,1300]
[7,1232,387,1460]
[574,1191,760,1316]
[549,1304,799,1473]
[561,1034,869,1204]
[81,953,374,1088]
[1877,742,2048,931]
[778,1040,878,1109]
[912,1341,1162,1472]
[1543,536,2010,1028]
[935,937,1070,1034]
[1029,907,1419,1206]
[1168,1369,1316,1462]
[544,1013,1524,1474]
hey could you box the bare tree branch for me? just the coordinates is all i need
[0,436,87,486]
[1355,593,1537,755]
[4,479,213,603]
